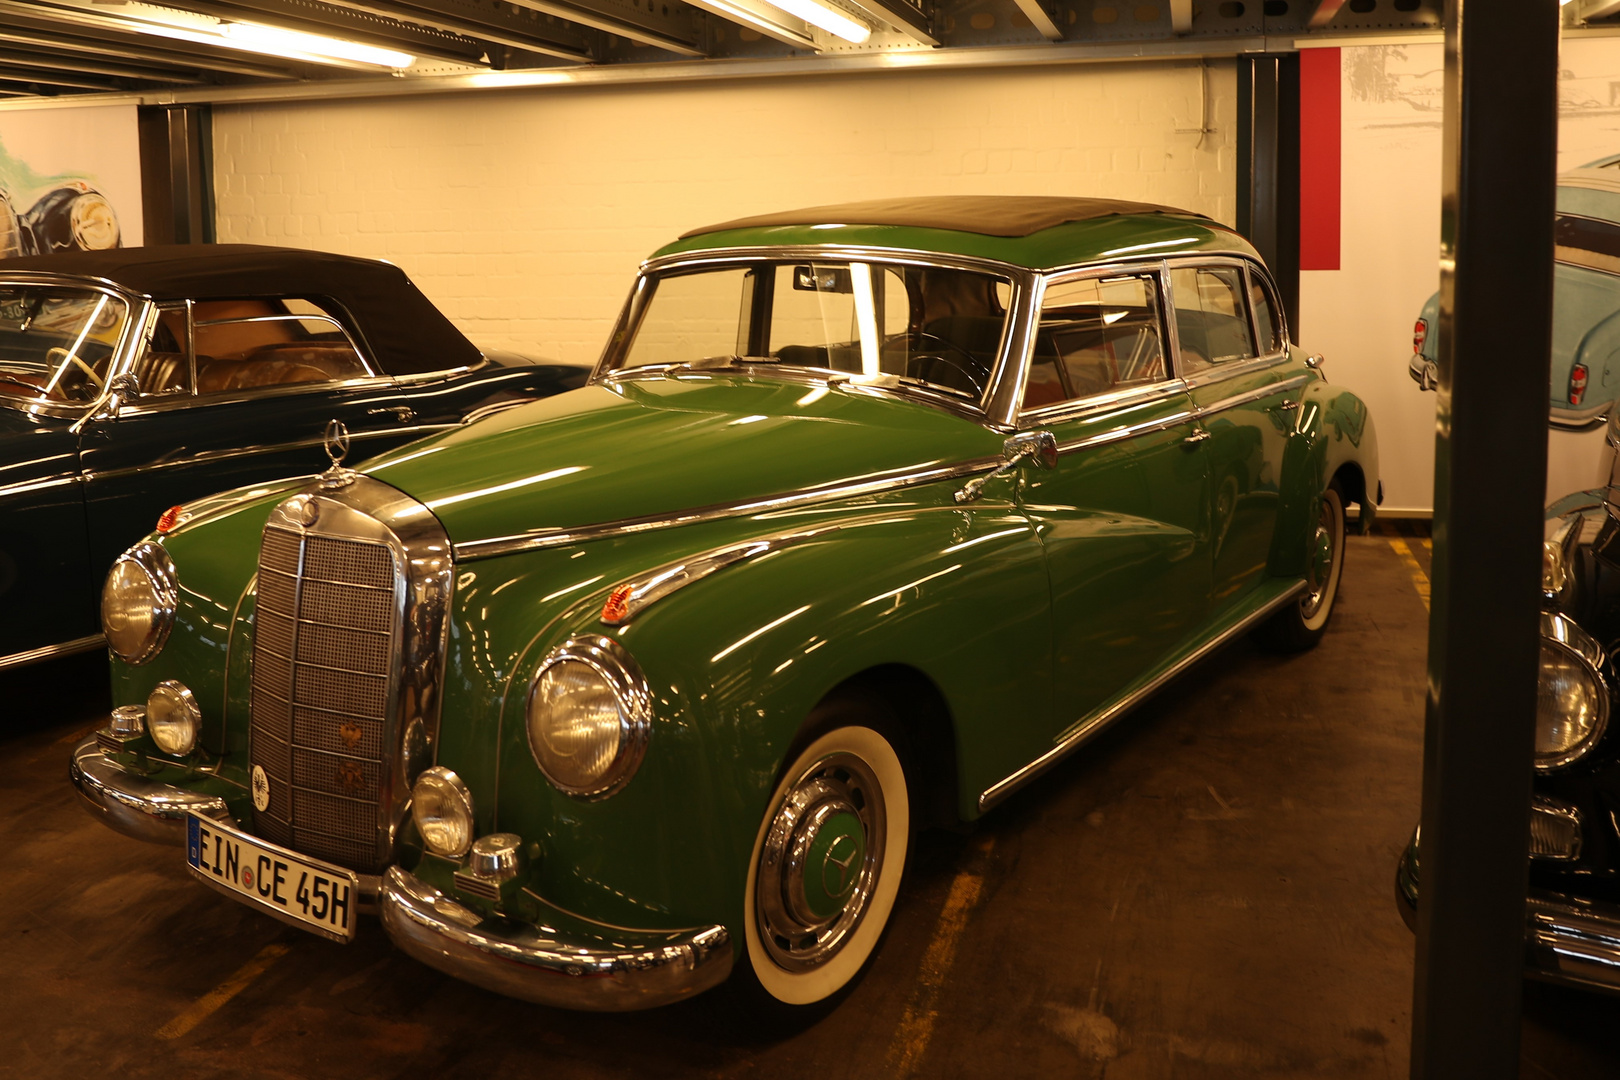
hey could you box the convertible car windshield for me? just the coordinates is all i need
[611,261,1013,402]
[0,285,129,404]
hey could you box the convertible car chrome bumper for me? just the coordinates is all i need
[1397,844,1620,995]
[69,735,227,846]
[379,866,733,1011]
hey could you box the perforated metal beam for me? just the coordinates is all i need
[0,4,309,79]
[318,0,598,61]
[1009,0,1062,41]
[498,0,706,56]
[181,0,493,64]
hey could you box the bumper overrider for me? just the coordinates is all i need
[71,736,733,1010]
[1397,835,1620,995]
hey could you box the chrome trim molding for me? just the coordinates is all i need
[1525,890,1620,994]
[1530,794,1584,862]
[0,632,104,672]
[1055,406,1199,457]
[379,866,734,1011]
[69,735,228,845]
[454,457,996,562]
[1195,374,1312,418]
[979,580,1309,811]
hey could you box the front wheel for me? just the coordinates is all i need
[739,713,910,1011]
[1253,480,1347,653]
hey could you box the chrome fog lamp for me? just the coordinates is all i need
[526,636,651,799]
[1535,612,1610,771]
[101,542,178,665]
[412,766,475,857]
[146,680,200,756]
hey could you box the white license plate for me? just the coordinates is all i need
[185,813,359,942]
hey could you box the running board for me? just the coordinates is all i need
[977,579,1309,812]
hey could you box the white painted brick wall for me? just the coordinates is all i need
[214,62,1236,365]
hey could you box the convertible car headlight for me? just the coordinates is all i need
[412,766,475,857]
[101,542,178,665]
[526,636,651,799]
[147,680,200,756]
[1536,612,1610,771]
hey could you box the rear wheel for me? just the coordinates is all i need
[1253,479,1346,653]
[738,704,910,1012]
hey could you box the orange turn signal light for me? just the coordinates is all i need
[601,584,633,625]
[156,505,185,533]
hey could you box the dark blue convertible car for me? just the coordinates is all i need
[0,245,585,672]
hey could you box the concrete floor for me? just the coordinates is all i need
[3,534,1617,1078]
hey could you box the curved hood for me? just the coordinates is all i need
[361,375,1002,550]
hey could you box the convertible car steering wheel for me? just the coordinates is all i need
[46,346,105,390]
[905,333,986,397]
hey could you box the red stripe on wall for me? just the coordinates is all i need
[1299,47,1342,272]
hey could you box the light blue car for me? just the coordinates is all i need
[1408,154,1620,430]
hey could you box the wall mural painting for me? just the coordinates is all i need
[0,104,141,262]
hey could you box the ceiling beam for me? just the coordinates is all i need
[1009,0,1062,41]
[0,45,211,82]
[177,0,493,65]
[498,0,707,55]
[0,64,126,90]
[839,0,935,44]
[1169,0,1192,32]
[326,0,597,61]
[1309,0,1349,27]
[0,5,308,78]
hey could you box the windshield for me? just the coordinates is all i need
[0,285,130,404]
[608,260,1014,403]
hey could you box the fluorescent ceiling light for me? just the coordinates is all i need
[766,0,872,42]
[105,3,416,69]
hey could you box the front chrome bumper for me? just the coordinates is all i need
[69,735,227,846]
[1396,841,1620,995]
[379,867,734,1011]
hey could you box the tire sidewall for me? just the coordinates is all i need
[741,723,910,1007]
[1301,483,1346,633]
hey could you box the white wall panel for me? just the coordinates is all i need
[213,62,1236,366]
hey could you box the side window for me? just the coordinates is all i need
[133,305,192,396]
[1023,273,1166,411]
[1169,266,1256,372]
[191,298,370,395]
[1248,271,1284,354]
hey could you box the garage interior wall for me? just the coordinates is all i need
[211,62,1237,368]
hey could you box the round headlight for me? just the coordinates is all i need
[412,766,475,857]
[526,636,651,799]
[101,542,177,665]
[70,192,119,250]
[147,680,200,756]
[1536,612,1610,771]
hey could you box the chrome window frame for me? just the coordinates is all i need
[591,245,1039,432]
[0,272,146,419]
[1162,253,1292,392]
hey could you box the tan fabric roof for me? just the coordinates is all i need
[682,195,1205,239]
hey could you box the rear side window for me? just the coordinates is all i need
[1248,272,1284,354]
[1023,273,1167,411]
[133,297,372,397]
[1170,266,1256,372]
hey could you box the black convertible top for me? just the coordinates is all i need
[0,244,482,376]
[683,195,1208,239]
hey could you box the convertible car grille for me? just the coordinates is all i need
[250,523,399,873]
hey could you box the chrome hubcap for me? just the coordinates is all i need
[1301,501,1337,618]
[757,752,885,972]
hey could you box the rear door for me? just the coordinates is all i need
[1015,265,1212,738]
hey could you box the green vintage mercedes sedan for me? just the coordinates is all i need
[72,197,1380,1013]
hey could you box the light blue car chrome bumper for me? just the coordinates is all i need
[379,866,734,1011]
[69,735,228,846]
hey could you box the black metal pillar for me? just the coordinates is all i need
[1236,54,1300,337]
[1410,1,1558,1076]
[137,104,214,245]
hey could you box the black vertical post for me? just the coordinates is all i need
[1410,1,1558,1077]
[137,104,214,245]
[1236,54,1300,336]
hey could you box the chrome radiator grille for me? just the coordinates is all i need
[250,522,399,872]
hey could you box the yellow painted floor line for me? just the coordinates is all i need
[156,942,290,1040]
[1387,537,1431,613]
[1421,537,1433,551]
[886,839,994,1077]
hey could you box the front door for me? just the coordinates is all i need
[1015,266,1212,738]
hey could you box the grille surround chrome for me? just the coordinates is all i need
[248,476,453,872]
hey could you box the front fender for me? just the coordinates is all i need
[1269,378,1380,575]
[463,496,1050,938]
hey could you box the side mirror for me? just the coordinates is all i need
[101,372,139,418]
[955,429,1059,504]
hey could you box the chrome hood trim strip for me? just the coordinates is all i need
[0,633,105,672]
[453,457,998,562]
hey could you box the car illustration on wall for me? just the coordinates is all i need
[0,244,586,673]
[71,197,1380,1015]
[1,180,122,258]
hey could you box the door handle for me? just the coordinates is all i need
[1182,428,1211,447]
[367,405,415,423]
[1272,399,1300,412]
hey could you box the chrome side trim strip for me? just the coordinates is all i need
[978,580,1308,812]
[0,471,82,500]
[1196,373,1311,417]
[453,457,997,561]
[1055,407,1198,456]
[82,425,457,484]
[0,633,105,671]
[1525,890,1620,994]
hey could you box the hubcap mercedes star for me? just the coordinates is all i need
[1302,501,1337,618]
[757,753,885,971]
